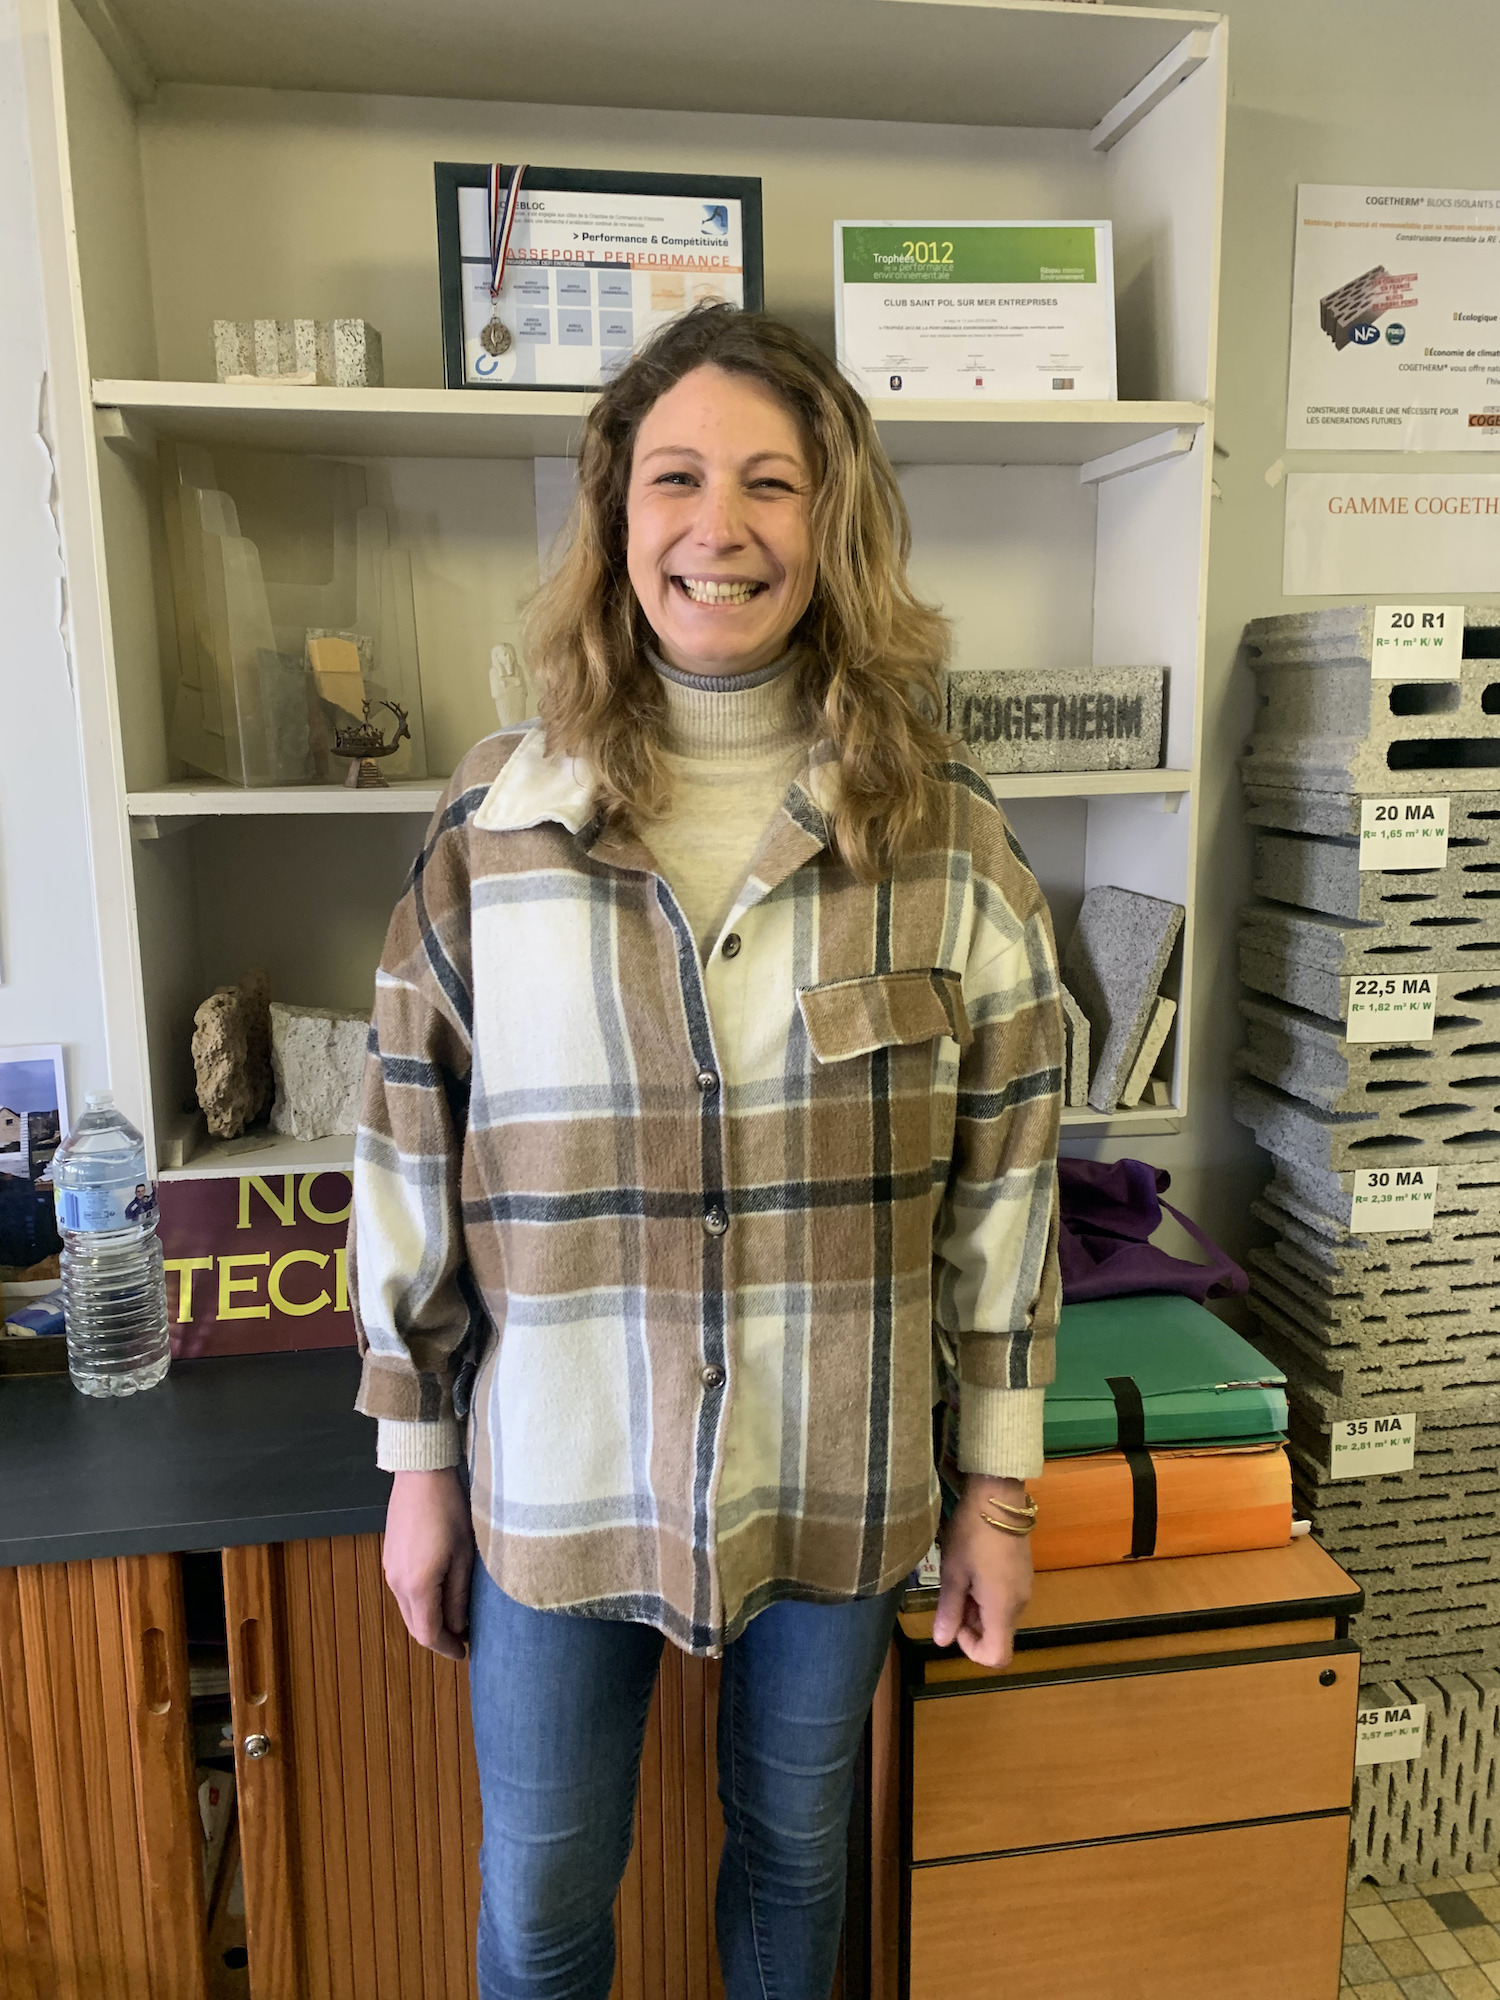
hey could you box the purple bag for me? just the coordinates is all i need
[1057,1158,1247,1305]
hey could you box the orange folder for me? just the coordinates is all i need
[1027,1443,1293,1571]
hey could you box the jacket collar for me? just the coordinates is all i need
[473,723,841,899]
[473,725,595,836]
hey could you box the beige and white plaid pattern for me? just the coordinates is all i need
[351,725,1063,1653]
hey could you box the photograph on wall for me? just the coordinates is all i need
[0,1044,67,1276]
[834,220,1117,401]
[436,163,764,391]
[1287,184,1500,450]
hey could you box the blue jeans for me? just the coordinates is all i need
[467,1558,900,2000]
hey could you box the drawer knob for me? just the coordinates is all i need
[243,1733,272,1759]
[1319,1669,1338,1687]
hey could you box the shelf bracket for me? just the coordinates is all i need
[1079,425,1197,487]
[95,406,158,460]
[1091,29,1212,153]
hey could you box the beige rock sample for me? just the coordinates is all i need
[270,1002,369,1140]
[191,970,273,1138]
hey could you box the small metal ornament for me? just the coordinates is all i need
[480,316,513,357]
[333,699,412,789]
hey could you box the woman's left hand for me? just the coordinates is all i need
[932,1475,1035,1668]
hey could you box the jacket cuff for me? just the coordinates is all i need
[956,1385,1045,1480]
[376,1417,463,1472]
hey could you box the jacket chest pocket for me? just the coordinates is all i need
[796,968,972,1064]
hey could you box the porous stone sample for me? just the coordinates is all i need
[213,318,384,387]
[1349,1671,1500,1884]
[947,666,1163,775]
[1119,995,1176,1108]
[191,970,273,1139]
[1239,602,1500,796]
[1061,887,1183,1112]
[269,1002,369,1140]
[1059,981,1090,1107]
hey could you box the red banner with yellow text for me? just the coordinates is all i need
[158,1170,356,1358]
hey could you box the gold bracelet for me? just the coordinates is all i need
[979,1493,1038,1537]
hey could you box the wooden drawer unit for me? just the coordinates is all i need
[911,1648,1358,1860]
[858,1540,1364,2000]
[907,1815,1350,2000]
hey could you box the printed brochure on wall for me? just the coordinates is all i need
[835,221,1116,401]
[1287,184,1500,449]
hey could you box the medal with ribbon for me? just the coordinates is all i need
[481,163,528,357]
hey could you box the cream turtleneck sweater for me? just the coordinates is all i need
[644,652,812,953]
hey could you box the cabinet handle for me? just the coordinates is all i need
[243,1733,272,1759]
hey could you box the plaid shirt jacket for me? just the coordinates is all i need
[351,724,1063,1654]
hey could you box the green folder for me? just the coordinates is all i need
[1042,1294,1287,1457]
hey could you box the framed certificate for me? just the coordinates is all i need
[436,164,764,391]
[834,221,1117,402]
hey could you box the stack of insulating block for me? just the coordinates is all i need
[1350,1670,1500,1884]
[1234,605,1500,1712]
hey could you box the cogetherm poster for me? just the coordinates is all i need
[1287,184,1500,450]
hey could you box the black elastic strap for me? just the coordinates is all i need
[1106,1375,1146,1451]
[1106,1375,1157,1558]
[1122,1448,1159,1559]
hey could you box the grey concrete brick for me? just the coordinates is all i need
[1349,1671,1500,1884]
[1250,1199,1500,1304]
[1241,900,1500,981]
[1262,1157,1500,1239]
[1240,603,1500,796]
[1059,980,1090,1108]
[1246,1284,1500,1412]
[1246,786,1500,848]
[1237,989,1500,1118]
[1254,825,1500,925]
[1060,886,1182,1112]
[1235,1074,1500,1172]
[947,666,1163,774]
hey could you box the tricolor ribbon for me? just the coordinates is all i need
[488,162,528,304]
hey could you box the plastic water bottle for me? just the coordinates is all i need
[51,1091,170,1397]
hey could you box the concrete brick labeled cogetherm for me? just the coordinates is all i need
[1240,603,1500,795]
[946,665,1163,775]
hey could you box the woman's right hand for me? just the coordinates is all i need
[383,1468,476,1661]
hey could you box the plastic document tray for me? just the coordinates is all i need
[1028,1443,1293,1571]
[1042,1294,1287,1457]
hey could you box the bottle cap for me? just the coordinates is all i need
[84,1090,116,1110]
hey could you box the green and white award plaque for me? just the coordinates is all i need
[834,221,1117,402]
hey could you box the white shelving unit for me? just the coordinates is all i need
[20,0,1226,1174]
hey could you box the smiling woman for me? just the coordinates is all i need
[351,304,1065,2000]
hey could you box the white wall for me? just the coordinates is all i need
[6,0,1500,1264]
[0,0,108,1112]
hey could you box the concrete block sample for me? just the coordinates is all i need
[948,666,1163,774]
[1245,785,1500,847]
[1237,989,1500,1119]
[269,1002,370,1140]
[1247,1282,1500,1415]
[1239,944,1500,1034]
[1348,1670,1500,1885]
[1059,981,1090,1108]
[1233,1073,1500,1172]
[214,318,384,387]
[1260,1155,1500,1241]
[1119,995,1176,1107]
[1240,602,1500,796]
[1253,826,1500,926]
[1061,886,1183,1112]
[1240,900,1500,982]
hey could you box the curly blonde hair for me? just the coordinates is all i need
[525,305,952,882]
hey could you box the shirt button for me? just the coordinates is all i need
[696,1069,718,1094]
[703,1205,729,1236]
[721,933,742,960]
[701,1365,726,1389]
